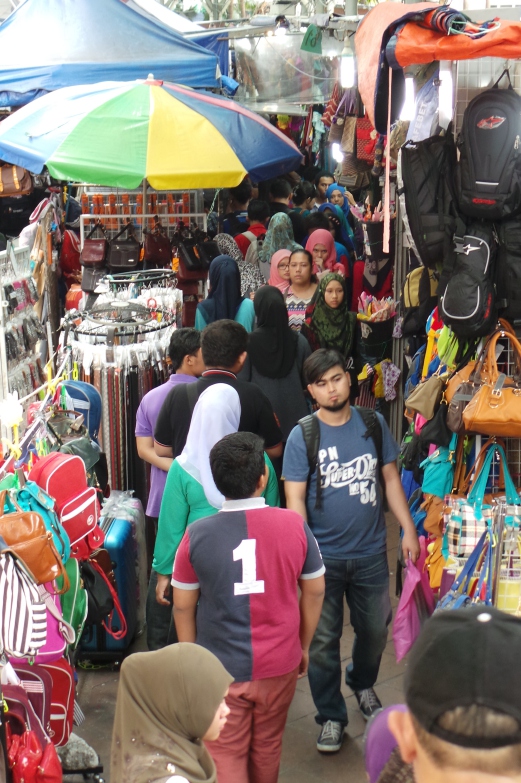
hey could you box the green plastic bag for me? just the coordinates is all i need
[57,558,88,653]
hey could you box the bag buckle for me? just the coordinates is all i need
[492,373,506,397]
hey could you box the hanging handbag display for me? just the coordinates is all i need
[405,370,445,421]
[143,222,171,269]
[420,432,459,499]
[176,237,218,273]
[462,329,521,437]
[0,164,33,197]
[107,222,140,271]
[79,222,108,268]
[0,546,47,659]
[437,528,494,611]
[322,82,341,128]
[327,89,354,144]
[0,491,68,589]
[443,443,520,559]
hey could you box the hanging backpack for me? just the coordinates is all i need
[397,130,458,269]
[401,264,439,338]
[438,222,497,339]
[496,219,521,323]
[456,70,521,221]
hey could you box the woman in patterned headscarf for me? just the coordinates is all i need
[257,213,302,276]
[214,233,264,297]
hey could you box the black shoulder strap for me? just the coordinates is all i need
[186,381,200,414]
[298,413,320,472]
[298,414,323,510]
[355,406,384,470]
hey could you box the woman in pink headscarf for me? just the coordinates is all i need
[305,229,344,279]
[268,249,292,293]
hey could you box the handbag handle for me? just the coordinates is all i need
[443,529,488,601]
[84,221,108,241]
[462,436,507,494]
[478,329,521,386]
[468,444,520,517]
[109,221,137,243]
[87,558,127,640]
[473,529,494,605]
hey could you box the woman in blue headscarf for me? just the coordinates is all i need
[195,255,255,331]
[326,183,354,220]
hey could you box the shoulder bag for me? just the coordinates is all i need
[0,164,33,197]
[463,328,521,437]
[143,220,171,269]
[79,222,108,268]
[443,443,520,559]
[0,491,68,590]
[107,222,140,271]
[405,369,446,421]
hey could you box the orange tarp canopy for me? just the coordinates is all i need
[394,18,521,67]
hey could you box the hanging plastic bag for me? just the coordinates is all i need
[393,537,434,662]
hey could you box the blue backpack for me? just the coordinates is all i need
[57,381,102,443]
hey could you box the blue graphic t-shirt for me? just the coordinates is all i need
[282,408,399,560]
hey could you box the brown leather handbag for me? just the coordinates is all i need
[80,221,108,268]
[0,164,33,196]
[143,221,171,269]
[463,329,521,437]
[0,491,67,589]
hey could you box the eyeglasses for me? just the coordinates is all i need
[278,263,290,271]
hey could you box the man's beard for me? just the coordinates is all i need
[320,397,350,413]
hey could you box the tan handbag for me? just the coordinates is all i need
[340,116,357,155]
[463,330,521,437]
[0,164,33,196]
[405,372,446,421]
[0,491,67,588]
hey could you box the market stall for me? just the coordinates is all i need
[0,0,220,107]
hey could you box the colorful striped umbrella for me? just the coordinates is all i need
[0,78,302,188]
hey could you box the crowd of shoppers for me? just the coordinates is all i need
[121,173,521,783]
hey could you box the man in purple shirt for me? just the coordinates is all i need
[136,328,205,650]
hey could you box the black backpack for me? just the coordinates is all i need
[456,70,521,221]
[298,407,383,510]
[438,221,497,340]
[397,130,458,269]
[496,219,521,324]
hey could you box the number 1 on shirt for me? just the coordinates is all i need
[233,539,265,596]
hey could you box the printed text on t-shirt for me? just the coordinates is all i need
[319,450,378,506]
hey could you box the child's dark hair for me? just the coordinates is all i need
[210,432,265,499]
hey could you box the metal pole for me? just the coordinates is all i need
[492,502,506,606]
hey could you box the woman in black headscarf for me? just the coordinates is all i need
[239,286,311,442]
[195,255,255,331]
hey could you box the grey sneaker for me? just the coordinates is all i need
[316,720,344,753]
[355,688,382,721]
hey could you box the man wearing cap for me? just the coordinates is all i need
[365,606,521,783]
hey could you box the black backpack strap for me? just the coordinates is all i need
[298,414,323,510]
[186,381,200,414]
[355,406,384,471]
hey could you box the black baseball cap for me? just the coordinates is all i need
[404,606,521,749]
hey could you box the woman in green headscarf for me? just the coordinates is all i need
[110,643,233,783]
[301,273,358,397]
[257,212,302,280]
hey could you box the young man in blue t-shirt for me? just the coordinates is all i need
[283,349,420,754]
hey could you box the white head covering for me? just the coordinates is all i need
[177,383,241,509]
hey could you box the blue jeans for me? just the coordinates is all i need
[146,569,178,650]
[308,552,392,727]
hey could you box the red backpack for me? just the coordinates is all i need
[29,453,103,557]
